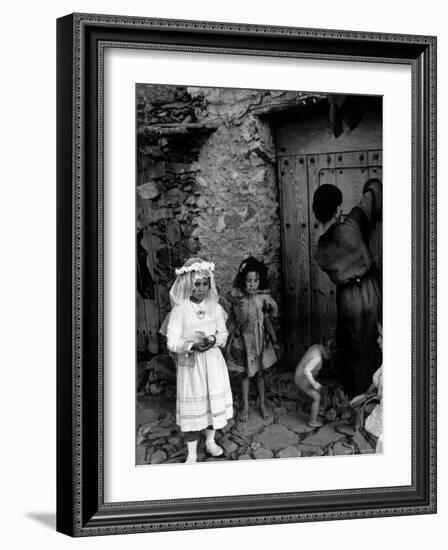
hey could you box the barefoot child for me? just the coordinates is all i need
[226,257,280,422]
[161,258,233,463]
[294,337,337,427]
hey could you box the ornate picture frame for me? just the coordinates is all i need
[56,13,436,536]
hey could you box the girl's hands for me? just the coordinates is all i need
[191,336,216,353]
[191,342,211,352]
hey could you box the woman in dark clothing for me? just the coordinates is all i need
[312,179,382,396]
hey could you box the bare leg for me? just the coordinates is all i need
[302,388,323,427]
[309,392,322,427]
[256,373,268,420]
[239,376,249,422]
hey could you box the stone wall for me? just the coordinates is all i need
[187,87,280,296]
[136,85,209,326]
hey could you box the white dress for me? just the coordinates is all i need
[365,366,383,451]
[166,300,233,432]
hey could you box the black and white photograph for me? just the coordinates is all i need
[135,84,383,465]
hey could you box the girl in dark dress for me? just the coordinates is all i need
[312,179,382,396]
[226,257,280,422]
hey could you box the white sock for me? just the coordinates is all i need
[205,429,215,444]
[186,440,197,463]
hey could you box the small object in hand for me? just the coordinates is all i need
[204,335,216,346]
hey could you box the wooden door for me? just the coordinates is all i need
[367,151,382,272]
[277,155,311,365]
[277,149,382,368]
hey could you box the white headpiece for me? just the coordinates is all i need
[174,260,215,276]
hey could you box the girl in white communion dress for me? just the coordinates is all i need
[161,258,233,463]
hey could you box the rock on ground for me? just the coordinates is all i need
[234,410,274,437]
[220,437,238,455]
[335,422,356,436]
[142,428,172,442]
[220,418,236,434]
[277,446,301,459]
[300,423,344,448]
[150,449,167,464]
[159,412,176,428]
[332,441,354,455]
[296,444,325,457]
[253,448,274,460]
[253,424,299,452]
[277,412,315,434]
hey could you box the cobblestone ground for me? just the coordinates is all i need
[136,356,377,465]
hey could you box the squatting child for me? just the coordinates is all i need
[294,337,337,427]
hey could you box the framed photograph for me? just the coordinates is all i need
[57,13,436,536]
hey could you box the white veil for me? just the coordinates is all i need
[169,257,219,307]
[159,257,219,336]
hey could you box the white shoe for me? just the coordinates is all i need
[205,441,224,457]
